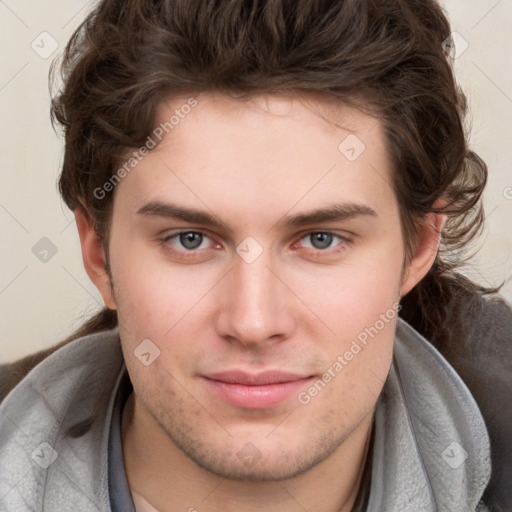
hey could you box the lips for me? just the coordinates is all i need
[202,370,314,409]
[205,370,308,386]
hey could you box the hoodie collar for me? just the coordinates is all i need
[0,319,490,511]
[367,319,491,511]
[0,328,124,510]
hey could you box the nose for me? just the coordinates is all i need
[214,250,296,348]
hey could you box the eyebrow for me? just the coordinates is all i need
[136,201,377,231]
[278,203,377,228]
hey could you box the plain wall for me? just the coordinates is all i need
[1,0,511,363]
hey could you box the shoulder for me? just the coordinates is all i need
[0,327,123,510]
[0,340,72,404]
[441,290,512,511]
[0,309,119,404]
[402,274,512,511]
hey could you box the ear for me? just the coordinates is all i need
[74,208,117,310]
[400,211,447,297]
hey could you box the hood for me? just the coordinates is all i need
[367,320,491,511]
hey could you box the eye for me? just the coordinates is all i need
[163,231,214,251]
[297,232,348,252]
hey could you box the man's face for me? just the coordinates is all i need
[107,92,406,480]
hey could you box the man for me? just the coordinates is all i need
[1,0,511,511]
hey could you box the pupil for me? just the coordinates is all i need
[311,233,332,250]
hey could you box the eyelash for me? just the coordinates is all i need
[159,230,351,258]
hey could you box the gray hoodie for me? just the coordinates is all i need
[0,319,491,511]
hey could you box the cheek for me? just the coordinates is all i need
[298,302,397,423]
[290,241,402,402]
[290,242,403,340]
[296,322,395,439]
[108,234,216,336]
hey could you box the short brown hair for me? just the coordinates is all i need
[50,0,496,341]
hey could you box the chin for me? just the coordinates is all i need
[166,426,346,483]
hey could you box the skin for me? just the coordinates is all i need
[76,91,444,511]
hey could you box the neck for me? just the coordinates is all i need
[122,393,373,512]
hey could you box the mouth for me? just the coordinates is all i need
[201,371,315,409]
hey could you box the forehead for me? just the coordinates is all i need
[114,91,396,226]
[155,90,381,150]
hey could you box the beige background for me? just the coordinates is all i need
[1,0,511,363]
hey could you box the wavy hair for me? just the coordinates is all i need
[50,0,497,345]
